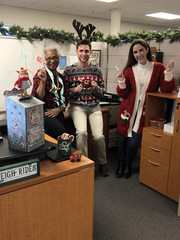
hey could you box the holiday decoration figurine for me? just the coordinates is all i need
[14,67,32,99]
[70,150,82,162]
[82,79,91,88]
[120,110,131,126]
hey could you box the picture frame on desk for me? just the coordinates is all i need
[89,50,101,66]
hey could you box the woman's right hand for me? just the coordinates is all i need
[117,70,125,82]
[38,68,47,84]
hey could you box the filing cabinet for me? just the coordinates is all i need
[139,91,180,202]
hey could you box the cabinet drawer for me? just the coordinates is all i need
[141,141,171,165]
[142,127,172,150]
[139,155,169,196]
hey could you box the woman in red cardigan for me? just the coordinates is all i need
[116,39,175,179]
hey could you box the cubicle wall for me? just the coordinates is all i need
[107,39,180,94]
[0,37,179,119]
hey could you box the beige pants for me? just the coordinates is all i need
[69,106,107,165]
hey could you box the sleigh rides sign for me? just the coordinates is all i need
[0,158,40,187]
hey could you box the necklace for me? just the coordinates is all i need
[49,78,60,94]
[45,66,65,108]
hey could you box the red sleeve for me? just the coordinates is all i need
[31,70,40,97]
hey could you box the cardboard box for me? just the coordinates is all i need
[150,47,157,52]
[103,104,119,126]
[164,122,174,134]
[6,95,44,152]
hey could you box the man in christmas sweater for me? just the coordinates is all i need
[63,39,109,177]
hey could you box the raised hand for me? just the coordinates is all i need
[166,60,174,72]
[117,69,125,82]
[38,67,47,84]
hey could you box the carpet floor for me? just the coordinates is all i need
[93,147,180,240]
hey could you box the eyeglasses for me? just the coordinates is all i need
[45,56,59,62]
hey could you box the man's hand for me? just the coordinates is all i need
[74,84,83,92]
[91,81,97,89]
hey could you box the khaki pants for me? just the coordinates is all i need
[69,106,107,165]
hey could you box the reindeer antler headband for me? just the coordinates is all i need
[72,19,96,40]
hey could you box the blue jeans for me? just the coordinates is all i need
[118,131,142,163]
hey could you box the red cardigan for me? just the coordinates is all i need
[116,62,175,137]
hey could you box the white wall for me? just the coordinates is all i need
[0,5,167,37]
[107,39,180,94]
[0,5,178,120]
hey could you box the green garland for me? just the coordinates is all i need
[0,21,180,46]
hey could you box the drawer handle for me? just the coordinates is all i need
[149,146,161,152]
[151,132,162,138]
[175,118,179,133]
[148,160,160,166]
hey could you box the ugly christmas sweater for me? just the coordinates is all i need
[63,63,106,107]
[116,61,175,137]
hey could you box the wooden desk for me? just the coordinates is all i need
[0,142,95,240]
[178,195,180,217]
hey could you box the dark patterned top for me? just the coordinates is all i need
[63,62,106,107]
[31,70,67,109]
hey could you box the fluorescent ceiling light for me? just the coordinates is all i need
[97,0,119,3]
[146,12,180,20]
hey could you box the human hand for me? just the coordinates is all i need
[166,60,174,72]
[74,84,83,92]
[38,68,47,84]
[91,80,97,89]
[117,69,125,82]
[45,108,60,118]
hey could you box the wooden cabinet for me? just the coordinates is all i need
[140,127,172,195]
[0,155,94,240]
[139,91,180,202]
[167,96,180,201]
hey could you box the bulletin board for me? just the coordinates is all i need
[89,50,101,66]
[0,36,43,112]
